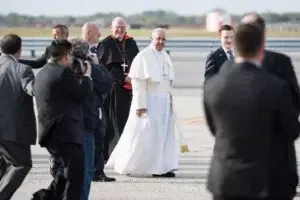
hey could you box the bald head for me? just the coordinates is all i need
[82,22,99,34]
[241,12,266,31]
[82,22,100,44]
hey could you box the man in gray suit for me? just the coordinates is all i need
[0,34,36,200]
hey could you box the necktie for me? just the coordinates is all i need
[90,46,97,54]
[227,50,234,60]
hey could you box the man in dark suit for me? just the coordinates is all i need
[204,24,234,80]
[82,22,116,182]
[204,24,300,200]
[32,39,93,200]
[241,12,300,112]
[42,25,70,179]
[0,34,36,200]
[240,12,300,199]
[18,24,69,69]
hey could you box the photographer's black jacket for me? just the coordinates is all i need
[82,63,114,132]
[34,63,93,146]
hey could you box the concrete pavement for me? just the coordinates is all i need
[11,89,300,200]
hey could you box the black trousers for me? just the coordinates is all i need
[94,119,105,176]
[33,142,84,200]
[103,86,132,161]
[0,139,32,200]
[49,155,63,178]
[115,86,132,135]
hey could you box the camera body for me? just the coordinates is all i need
[71,52,93,74]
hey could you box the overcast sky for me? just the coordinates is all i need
[1,0,299,16]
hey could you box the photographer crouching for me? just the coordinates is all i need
[32,39,93,200]
[48,38,114,200]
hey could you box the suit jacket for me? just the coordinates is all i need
[204,47,228,80]
[263,50,300,113]
[262,50,300,197]
[204,61,300,198]
[34,63,93,146]
[0,55,36,145]
[91,63,114,104]
[220,50,300,113]
[82,64,114,132]
[91,43,115,104]
[19,46,51,69]
[90,43,115,109]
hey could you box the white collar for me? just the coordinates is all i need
[222,46,233,54]
[2,54,17,62]
[235,57,261,68]
[247,59,261,67]
[89,43,98,48]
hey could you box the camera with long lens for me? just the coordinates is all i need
[71,52,93,74]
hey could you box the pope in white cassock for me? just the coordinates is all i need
[105,28,179,177]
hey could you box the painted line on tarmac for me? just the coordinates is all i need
[181,117,206,124]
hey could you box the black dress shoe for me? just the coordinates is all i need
[31,189,49,200]
[93,174,116,182]
[152,172,175,178]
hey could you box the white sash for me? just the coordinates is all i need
[172,102,190,153]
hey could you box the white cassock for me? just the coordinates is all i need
[105,45,179,175]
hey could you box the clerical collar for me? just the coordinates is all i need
[111,35,123,41]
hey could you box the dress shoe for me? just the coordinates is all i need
[31,189,49,200]
[93,174,116,182]
[152,172,175,178]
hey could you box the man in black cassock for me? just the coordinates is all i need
[98,17,139,161]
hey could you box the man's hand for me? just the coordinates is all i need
[136,108,147,118]
[125,76,131,83]
[84,61,92,77]
[88,53,99,65]
[124,73,131,83]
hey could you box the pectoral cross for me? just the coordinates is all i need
[121,62,128,72]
